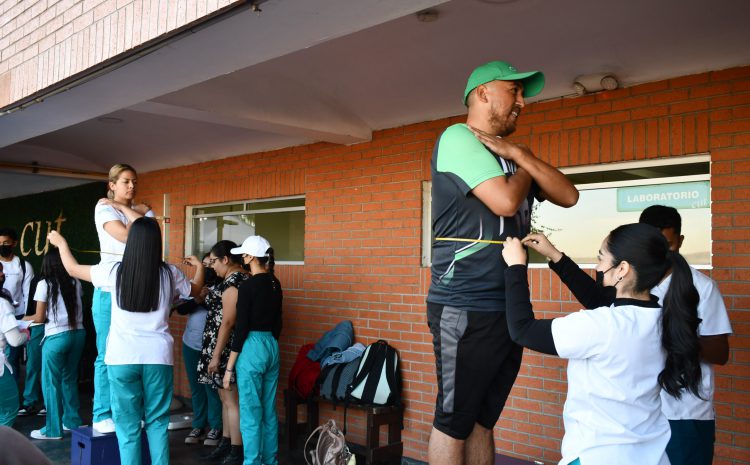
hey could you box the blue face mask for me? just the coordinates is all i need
[595,265,616,287]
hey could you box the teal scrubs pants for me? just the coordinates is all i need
[236,332,279,465]
[92,288,112,422]
[666,419,715,465]
[108,364,173,465]
[21,324,44,408]
[40,329,86,437]
[182,342,222,430]
[0,363,19,426]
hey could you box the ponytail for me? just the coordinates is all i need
[255,247,274,272]
[256,247,277,289]
[658,250,702,399]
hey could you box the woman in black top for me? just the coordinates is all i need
[224,236,282,465]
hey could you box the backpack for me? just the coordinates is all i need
[318,356,362,404]
[24,275,42,317]
[289,343,321,399]
[346,340,401,406]
[304,419,355,465]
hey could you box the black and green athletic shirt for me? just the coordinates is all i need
[428,123,539,312]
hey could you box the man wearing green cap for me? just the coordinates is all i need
[426,61,578,465]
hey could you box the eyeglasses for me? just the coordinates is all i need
[206,258,218,266]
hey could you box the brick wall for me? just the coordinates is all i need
[136,66,750,463]
[0,0,241,107]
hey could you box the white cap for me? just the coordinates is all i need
[230,235,271,257]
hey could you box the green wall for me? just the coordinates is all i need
[0,182,106,271]
[0,181,107,384]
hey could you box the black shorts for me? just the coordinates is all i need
[427,302,523,440]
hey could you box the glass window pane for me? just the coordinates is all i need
[192,214,256,257]
[568,162,710,185]
[192,203,245,216]
[246,198,305,211]
[255,210,305,261]
[532,180,710,266]
[191,210,304,262]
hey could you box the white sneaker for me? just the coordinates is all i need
[63,425,71,432]
[30,429,62,440]
[92,418,116,434]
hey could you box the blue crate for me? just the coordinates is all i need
[71,427,151,465]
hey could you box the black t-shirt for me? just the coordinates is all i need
[231,273,283,352]
[428,124,539,311]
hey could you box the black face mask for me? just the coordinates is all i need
[595,265,616,287]
[204,267,219,287]
[0,245,12,258]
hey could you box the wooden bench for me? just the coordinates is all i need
[284,389,403,465]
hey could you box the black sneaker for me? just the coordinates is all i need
[220,446,243,465]
[185,427,207,444]
[201,437,231,461]
[18,405,40,416]
[203,428,222,446]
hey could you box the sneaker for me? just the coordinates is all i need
[37,408,47,416]
[17,405,40,416]
[185,427,206,445]
[63,425,72,432]
[220,446,243,465]
[201,436,231,460]
[30,429,62,440]
[203,428,222,446]
[92,418,116,434]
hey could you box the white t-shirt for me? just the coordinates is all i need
[94,203,155,265]
[651,267,733,420]
[0,298,19,375]
[1,256,33,316]
[551,302,670,465]
[90,262,191,366]
[33,279,84,338]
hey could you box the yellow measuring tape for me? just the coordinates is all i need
[435,237,505,245]
[69,247,187,265]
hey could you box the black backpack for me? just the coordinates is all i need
[346,340,401,406]
[25,275,42,317]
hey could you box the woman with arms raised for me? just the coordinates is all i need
[48,217,204,465]
[502,223,702,465]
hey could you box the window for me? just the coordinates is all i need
[186,196,305,264]
[531,155,711,267]
[422,155,711,268]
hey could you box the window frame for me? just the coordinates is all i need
[185,194,306,265]
[421,154,712,269]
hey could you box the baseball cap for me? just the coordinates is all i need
[230,235,271,257]
[463,61,545,104]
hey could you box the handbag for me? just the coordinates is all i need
[304,419,355,465]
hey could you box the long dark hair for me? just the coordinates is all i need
[116,217,173,312]
[606,223,702,398]
[41,249,79,328]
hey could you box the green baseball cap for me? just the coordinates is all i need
[463,60,545,105]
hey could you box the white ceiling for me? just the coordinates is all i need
[1,0,749,198]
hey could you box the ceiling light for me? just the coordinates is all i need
[97,116,124,124]
[416,9,439,22]
[572,73,620,96]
